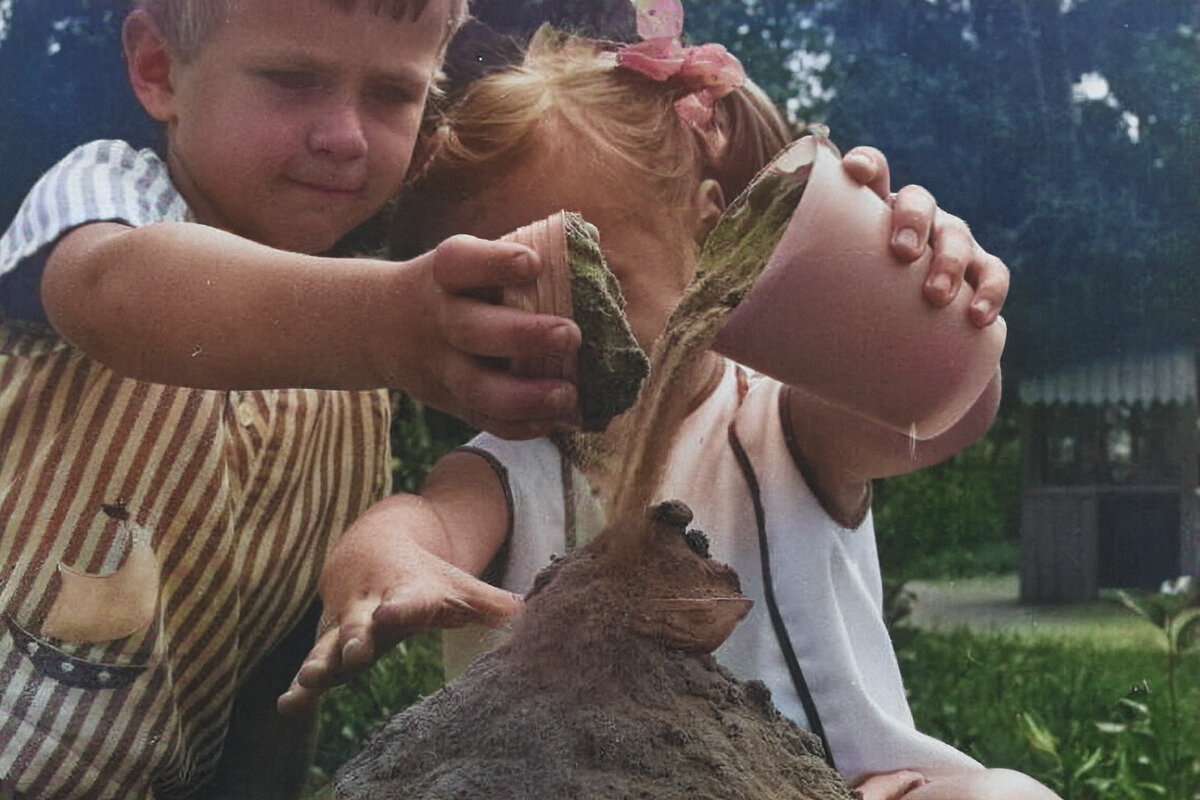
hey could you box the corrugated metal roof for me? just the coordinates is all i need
[1018,349,1197,406]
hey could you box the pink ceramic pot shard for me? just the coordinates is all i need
[712,137,1006,440]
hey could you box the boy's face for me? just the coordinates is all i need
[157,0,450,254]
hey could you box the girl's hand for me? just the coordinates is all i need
[276,488,520,716]
[851,770,930,800]
[841,146,1009,328]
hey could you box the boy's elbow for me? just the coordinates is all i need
[41,223,139,363]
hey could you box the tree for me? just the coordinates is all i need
[0,0,158,230]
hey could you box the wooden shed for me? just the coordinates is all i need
[1018,349,1200,603]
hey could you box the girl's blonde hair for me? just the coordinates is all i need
[136,0,468,63]
[396,28,793,253]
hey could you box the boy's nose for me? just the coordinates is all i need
[308,105,368,160]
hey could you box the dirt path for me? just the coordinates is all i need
[900,574,1163,649]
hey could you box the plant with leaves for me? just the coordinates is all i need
[1016,578,1199,799]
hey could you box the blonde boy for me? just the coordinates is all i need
[0,1,578,797]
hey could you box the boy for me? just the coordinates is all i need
[0,1,579,798]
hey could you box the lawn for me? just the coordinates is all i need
[896,625,1199,800]
[307,577,1199,799]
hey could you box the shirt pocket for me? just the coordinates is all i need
[6,518,161,690]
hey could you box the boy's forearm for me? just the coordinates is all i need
[43,221,417,390]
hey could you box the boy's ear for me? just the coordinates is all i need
[123,10,177,123]
[693,178,726,245]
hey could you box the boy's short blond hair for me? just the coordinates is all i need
[137,0,469,62]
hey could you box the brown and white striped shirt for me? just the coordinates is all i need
[0,141,392,798]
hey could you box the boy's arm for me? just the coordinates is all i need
[277,449,515,715]
[43,221,580,438]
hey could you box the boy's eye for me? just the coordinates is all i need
[260,70,323,92]
[366,82,421,109]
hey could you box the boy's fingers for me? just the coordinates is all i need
[431,235,542,291]
[441,295,581,361]
[440,355,578,434]
[889,185,937,263]
[842,146,892,199]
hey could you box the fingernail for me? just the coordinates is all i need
[550,385,576,414]
[512,249,536,276]
[343,638,365,660]
[550,324,577,353]
[927,274,952,296]
[972,299,992,319]
[844,152,871,171]
[895,228,919,252]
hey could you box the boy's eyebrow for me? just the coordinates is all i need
[245,53,430,90]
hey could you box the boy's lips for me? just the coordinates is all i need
[288,177,366,197]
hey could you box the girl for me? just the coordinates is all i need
[285,26,1056,800]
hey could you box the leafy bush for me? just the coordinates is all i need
[874,411,1021,581]
[895,626,1200,799]
[310,632,446,791]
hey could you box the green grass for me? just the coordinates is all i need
[307,632,445,794]
[900,574,1169,649]
[895,626,1200,799]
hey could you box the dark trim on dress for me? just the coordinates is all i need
[455,446,515,586]
[778,385,872,529]
[727,426,837,771]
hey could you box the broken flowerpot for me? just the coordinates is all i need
[500,210,649,432]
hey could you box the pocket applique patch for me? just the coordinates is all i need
[40,518,161,644]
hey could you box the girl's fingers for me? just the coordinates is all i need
[889,185,937,263]
[965,249,1010,327]
[841,146,892,200]
[851,770,929,800]
[294,626,344,689]
[335,602,382,675]
[276,677,322,716]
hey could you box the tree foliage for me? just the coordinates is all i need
[686,0,1200,377]
[2,0,1197,377]
[0,0,158,226]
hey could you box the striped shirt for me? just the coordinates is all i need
[0,141,393,798]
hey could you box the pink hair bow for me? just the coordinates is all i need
[617,0,746,154]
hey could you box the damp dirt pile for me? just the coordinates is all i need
[336,138,834,800]
[335,503,850,800]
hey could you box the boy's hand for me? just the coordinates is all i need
[393,235,582,439]
[841,146,1009,328]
